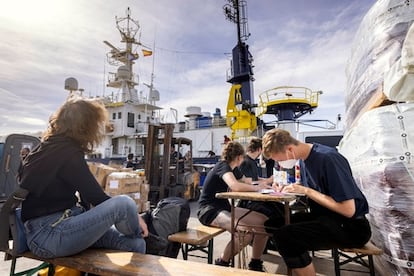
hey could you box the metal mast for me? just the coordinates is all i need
[223,0,254,107]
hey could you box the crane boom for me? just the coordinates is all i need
[223,0,256,139]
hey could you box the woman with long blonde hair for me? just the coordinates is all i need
[19,97,147,258]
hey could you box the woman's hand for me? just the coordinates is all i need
[138,215,149,237]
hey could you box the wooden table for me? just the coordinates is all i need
[215,191,297,269]
[15,249,280,276]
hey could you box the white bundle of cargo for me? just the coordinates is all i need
[339,103,414,275]
[345,0,414,128]
[384,23,414,102]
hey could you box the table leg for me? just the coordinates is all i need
[284,201,292,276]
[230,198,235,267]
[284,201,290,225]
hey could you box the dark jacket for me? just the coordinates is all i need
[20,135,110,222]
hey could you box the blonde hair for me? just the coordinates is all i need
[262,128,299,157]
[221,141,245,163]
[43,97,108,153]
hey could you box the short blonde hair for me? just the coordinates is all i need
[43,97,108,153]
[262,128,299,157]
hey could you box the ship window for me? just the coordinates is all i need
[118,112,122,119]
[112,113,116,120]
[127,112,135,128]
[112,138,118,155]
[305,135,343,149]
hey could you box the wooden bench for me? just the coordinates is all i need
[168,225,225,264]
[8,249,277,276]
[333,241,383,276]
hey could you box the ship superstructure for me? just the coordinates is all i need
[97,8,162,159]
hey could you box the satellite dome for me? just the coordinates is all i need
[64,77,78,91]
[185,106,202,117]
[150,89,160,101]
[117,65,130,79]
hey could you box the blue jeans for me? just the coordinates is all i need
[24,195,146,258]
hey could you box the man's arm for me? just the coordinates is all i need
[281,184,356,218]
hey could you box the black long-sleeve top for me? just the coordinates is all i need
[20,135,110,222]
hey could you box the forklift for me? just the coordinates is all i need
[144,124,200,205]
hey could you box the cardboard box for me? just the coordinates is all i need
[140,183,150,195]
[123,192,142,211]
[140,201,151,213]
[88,162,118,188]
[105,172,142,195]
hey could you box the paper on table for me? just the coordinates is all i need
[259,189,275,194]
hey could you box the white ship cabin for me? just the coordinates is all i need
[97,87,162,160]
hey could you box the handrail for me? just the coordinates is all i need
[257,86,321,116]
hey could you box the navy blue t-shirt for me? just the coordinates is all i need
[239,155,259,181]
[304,143,369,218]
[197,161,243,225]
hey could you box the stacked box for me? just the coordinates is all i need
[88,163,150,212]
[87,162,118,189]
[105,172,142,195]
[140,183,150,201]
[138,182,150,212]
[123,192,143,212]
[105,172,151,213]
[141,201,151,213]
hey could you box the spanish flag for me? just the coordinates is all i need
[142,49,153,57]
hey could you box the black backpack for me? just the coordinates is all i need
[143,197,190,258]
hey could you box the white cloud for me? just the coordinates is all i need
[0,0,376,136]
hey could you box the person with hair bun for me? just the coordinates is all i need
[19,97,147,258]
[197,141,271,271]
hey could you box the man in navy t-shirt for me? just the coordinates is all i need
[262,128,371,276]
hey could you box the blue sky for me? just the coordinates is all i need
[0,0,377,136]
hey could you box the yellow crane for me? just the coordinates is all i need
[226,84,257,140]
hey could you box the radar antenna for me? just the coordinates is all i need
[223,0,250,45]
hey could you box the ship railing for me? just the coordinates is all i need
[107,72,139,86]
[257,86,321,115]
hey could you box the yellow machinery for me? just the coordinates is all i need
[226,84,257,140]
[223,0,257,141]
[223,2,322,139]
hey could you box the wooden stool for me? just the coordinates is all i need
[333,241,383,276]
[168,225,225,264]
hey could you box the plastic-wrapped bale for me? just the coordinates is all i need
[345,0,414,128]
[339,103,414,275]
[384,22,414,102]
